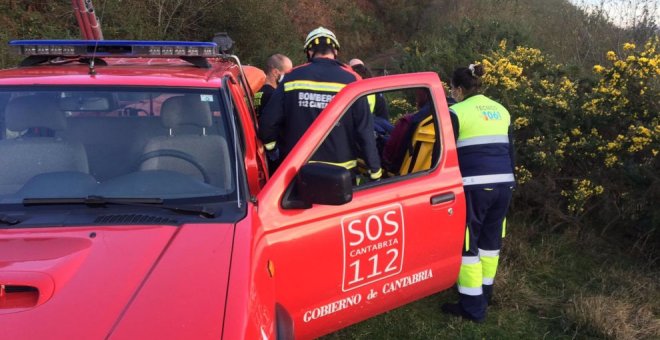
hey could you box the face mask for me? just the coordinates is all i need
[278,73,285,83]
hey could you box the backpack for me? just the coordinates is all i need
[382,113,417,173]
[381,107,435,174]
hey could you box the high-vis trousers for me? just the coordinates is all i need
[457,186,512,320]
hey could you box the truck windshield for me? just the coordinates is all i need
[0,86,238,205]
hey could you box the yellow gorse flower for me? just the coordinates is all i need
[513,117,530,129]
[479,38,657,217]
[606,51,617,61]
[561,179,605,214]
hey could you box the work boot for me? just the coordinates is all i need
[441,303,485,323]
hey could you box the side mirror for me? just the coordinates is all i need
[282,163,353,209]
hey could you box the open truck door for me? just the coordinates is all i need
[256,72,466,339]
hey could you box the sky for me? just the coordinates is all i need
[569,0,659,27]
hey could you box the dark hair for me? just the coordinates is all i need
[265,54,288,73]
[451,64,485,93]
[351,64,372,79]
[310,43,336,57]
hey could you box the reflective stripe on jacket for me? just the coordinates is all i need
[450,94,514,189]
[254,84,275,117]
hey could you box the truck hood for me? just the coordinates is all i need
[0,223,235,339]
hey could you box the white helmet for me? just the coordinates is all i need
[303,27,340,52]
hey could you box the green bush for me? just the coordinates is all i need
[480,38,659,253]
[398,19,531,81]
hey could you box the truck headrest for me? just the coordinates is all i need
[5,95,67,132]
[161,95,213,129]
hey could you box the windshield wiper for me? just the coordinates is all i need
[0,215,20,226]
[22,196,216,218]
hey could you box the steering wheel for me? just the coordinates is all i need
[137,149,211,183]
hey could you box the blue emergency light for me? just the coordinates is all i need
[9,40,219,58]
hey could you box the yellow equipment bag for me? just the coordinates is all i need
[399,115,436,175]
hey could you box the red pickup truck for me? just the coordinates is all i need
[0,40,465,339]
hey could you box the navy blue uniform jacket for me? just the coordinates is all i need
[258,57,381,173]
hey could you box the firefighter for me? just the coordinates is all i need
[258,27,382,180]
[254,53,292,117]
[441,63,515,322]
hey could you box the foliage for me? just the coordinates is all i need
[398,19,530,81]
[479,38,659,252]
[395,0,658,75]
[0,1,77,68]
[385,97,416,120]
[0,0,655,70]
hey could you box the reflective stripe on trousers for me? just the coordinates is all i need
[308,160,382,180]
[457,256,482,296]
[479,248,500,285]
[308,159,357,169]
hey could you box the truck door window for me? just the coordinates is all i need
[310,87,442,187]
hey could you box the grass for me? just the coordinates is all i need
[322,219,660,339]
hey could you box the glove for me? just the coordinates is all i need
[266,147,280,162]
[369,168,383,181]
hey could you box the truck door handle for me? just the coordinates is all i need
[430,192,455,205]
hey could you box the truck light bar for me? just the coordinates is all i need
[9,40,219,58]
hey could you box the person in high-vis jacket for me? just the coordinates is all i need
[441,63,515,323]
[258,27,382,180]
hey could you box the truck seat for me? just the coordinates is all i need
[139,95,231,189]
[0,95,89,195]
